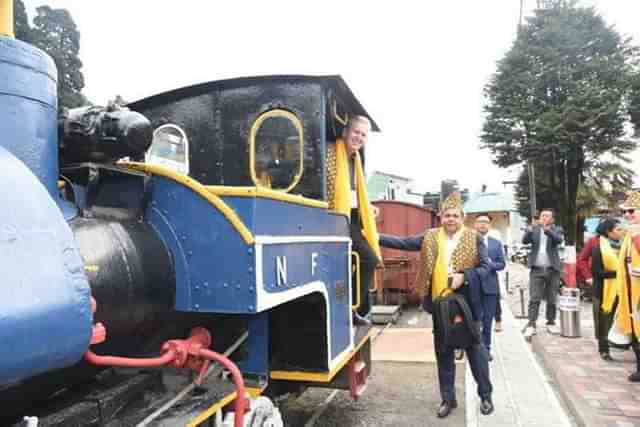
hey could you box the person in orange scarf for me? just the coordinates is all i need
[605,192,640,381]
[326,115,382,325]
[378,192,493,418]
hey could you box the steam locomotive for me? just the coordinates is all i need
[0,4,376,426]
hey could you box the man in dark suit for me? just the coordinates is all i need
[473,214,505,359]
[379,193,493,418]
[522,208,564,340]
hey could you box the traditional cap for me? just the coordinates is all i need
[620,191,640,210]
[441,191,463,214]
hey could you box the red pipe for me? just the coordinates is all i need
[86,298,246,425]
[84,348,176,367]
[198,348,247,427]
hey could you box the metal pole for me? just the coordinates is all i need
[528,161,537,220]
[519,0,524,32]
[519,287,526,318]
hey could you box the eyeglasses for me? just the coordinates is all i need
[624,209,635,215]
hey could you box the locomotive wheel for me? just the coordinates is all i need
[223,396,284,427]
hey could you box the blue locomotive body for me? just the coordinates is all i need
[0,14,377,424]
[0,35,92,388]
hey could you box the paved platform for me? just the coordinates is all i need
[372,327,437,363]
[466,270,573,427]
[505,262,640,427]
[370,274,574,426]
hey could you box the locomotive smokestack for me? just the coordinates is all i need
[0,21,59,199]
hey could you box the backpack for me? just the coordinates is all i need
[433,291,481,351]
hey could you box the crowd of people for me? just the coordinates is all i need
[576,192,640,381]
[331,114,640,419]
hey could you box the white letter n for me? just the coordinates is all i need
[276,256,287,286]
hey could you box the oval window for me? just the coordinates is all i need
[250,109,303,192]
[146,124,189,175]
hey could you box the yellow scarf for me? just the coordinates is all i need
[417,226,478,299]
[431,228,462,299]
[600,237,619,313]
[332,139,381,262]
[611,233,640,338]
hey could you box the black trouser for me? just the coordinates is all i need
[528,266,561,325]
[592,296,617,353]
[350,213,377,317]
[433,308,492,403]
[633,336,640,373]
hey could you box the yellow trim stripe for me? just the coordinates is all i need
[186,391,236,427]
[120,162,255,245]
[186,386,265,427]
[245,386,265,398]
[351,252,361,311]
[270,328,374,382]
[206,185,329,209]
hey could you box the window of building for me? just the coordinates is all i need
[146,124,189,175]
[249,109,304,192]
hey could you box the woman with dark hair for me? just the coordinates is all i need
[591,217,623,361]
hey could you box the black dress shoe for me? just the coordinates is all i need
[480,398,494,415]
[437,400,457,418]
[600,352,613,361]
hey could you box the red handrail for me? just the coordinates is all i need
[198,349,247,427]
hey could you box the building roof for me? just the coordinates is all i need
[370,171,411,182]
[463,192,515,214]
[367,173,393,200]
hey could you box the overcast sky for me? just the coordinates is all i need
[22,1,640,193]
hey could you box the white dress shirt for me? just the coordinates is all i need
[535,227,550,267]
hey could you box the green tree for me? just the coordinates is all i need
[482,1,640,244]
[31,6,86,109]
[632,71,640,135]
[516,154,633,229]
[14,0,31,43]
[515,164,556,220]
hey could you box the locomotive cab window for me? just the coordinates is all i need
[146,124,190,175]
[250,109,303,192]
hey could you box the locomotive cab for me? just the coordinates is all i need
[127,74,377,389]
[132,75,378,201]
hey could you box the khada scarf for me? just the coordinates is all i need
[603,191,640,338]
[416,192,479,299]
[326,139,381,262]
[607,191,640,339]
[607,230,640,339]
[600,237,620,313]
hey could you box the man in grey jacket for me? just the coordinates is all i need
[522,208,564,340]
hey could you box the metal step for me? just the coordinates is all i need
[370,305,401,324]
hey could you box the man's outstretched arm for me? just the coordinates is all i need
[379,234,424,252]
